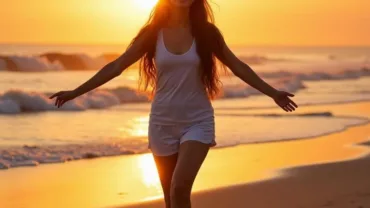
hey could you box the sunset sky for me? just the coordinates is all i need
[1,0,369,46]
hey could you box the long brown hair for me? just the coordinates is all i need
[128,0,226,99]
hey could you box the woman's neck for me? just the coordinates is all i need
[166,7,190,28]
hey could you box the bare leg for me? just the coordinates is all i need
[153,153,178,208]
[170,141,210,208]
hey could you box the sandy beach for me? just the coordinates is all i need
[122,127,370,208]
[121,101,370,208]
[124,154,370,208]
[0,101,369,208]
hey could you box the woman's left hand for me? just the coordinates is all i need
[272,91,298,112]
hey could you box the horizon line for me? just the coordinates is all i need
[1,42,370,48]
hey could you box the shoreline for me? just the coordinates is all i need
[1,101,369,171]
[0,101,369,208]
[1,118,367,171]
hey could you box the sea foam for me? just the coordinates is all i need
[0,113,368,170]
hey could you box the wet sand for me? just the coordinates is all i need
[122,139,370,208]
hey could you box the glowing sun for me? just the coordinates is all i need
[135,0,158,10]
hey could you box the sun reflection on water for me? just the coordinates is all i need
[118,116,150,138]
[132,116,149,137]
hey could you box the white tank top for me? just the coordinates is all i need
[149,29,214,124]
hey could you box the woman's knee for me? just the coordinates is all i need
[170,180,192,201]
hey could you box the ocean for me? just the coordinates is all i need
[0,44,369,169]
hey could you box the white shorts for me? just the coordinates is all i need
[148,117,216,156]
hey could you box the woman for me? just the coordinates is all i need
[50,0,298,207]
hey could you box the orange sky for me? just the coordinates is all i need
[1,0,369,46]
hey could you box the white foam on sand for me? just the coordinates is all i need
[0,113,368,170]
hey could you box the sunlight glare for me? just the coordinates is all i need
[138,154,161,188]
[131,116,149,137]
[134,0,158,10]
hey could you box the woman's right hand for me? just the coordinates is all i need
[49,90,78,108]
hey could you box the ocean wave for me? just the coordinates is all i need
[0,87,148,114]
[40,53,108,70]
[0,53,114,71]
[258,67,370,80]
[222,77,306,98]
[0,51,368,75]
[0,67,369,114]
[0,53,290,71]
[0,55,65,71]
[0,77,305,114]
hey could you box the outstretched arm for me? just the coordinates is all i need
[50,29,150,108]
[215,39,298,112]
